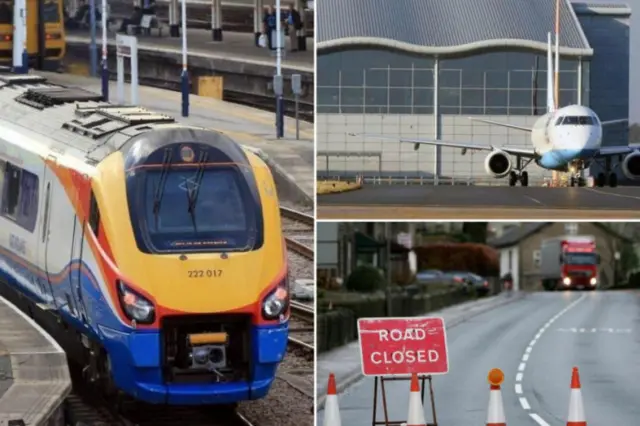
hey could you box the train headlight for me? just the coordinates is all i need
[262,282,289,321]
[563,277,571,286]
[590,277,597,285]
[117,281,155,324]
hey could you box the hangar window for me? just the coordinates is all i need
[1,162,39,232]
[89,191,100,237]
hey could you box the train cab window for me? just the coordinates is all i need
[89,191,100,237]
[141,167,263,253]
[42,0,60,23]
[1,162,39,232]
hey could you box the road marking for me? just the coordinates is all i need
[556,327,631,333]
[514,294,587,425]
[586,188,640,201]
[525,195,543,205]
[530,413,551,426]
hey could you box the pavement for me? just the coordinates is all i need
[37,71,314,205]
[66,28,314,72]
[0,295,71,424]
[317,185,640,219]
[316,290,640,426]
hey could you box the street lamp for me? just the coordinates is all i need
[180,0,189,116]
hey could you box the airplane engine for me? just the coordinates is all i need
[622,151,640,179]
[484,150,512,178]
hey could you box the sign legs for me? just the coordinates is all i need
[371,375,438,426]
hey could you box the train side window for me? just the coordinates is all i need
[2,163,22,219]
[89,191,100,237]
[41,183,51,243]
[0,160,5,211]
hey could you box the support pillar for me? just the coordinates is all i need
[433,57,441,185]
[254,0,263,46]
[211,0,222,41]
[169,0,179,37]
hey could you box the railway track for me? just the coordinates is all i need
[280,207,314,261]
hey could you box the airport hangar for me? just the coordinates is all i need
[316,0,631,185]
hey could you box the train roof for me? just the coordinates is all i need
[0,68,201,166]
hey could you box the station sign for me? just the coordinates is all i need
[357,317,449,376]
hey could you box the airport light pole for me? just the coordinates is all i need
[101,0,108,100]
[275,0,284,138]
[180,0,189,116]
[89,0,98,76]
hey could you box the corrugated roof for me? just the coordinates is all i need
[318,0,593,56]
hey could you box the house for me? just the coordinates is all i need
[488,222,633,291]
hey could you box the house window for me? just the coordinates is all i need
[533,250,541,268]
[508,249,513,271]
[565,223,578,235]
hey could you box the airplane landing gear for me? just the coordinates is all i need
[595,172,618,188]
[569,176,586,187]
[509,171,528,187]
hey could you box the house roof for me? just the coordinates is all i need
[317,0,593,57]
[488,223,632,248]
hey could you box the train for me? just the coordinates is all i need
[0,0,66,70]
[0,69,290,405]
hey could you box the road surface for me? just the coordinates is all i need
[317,186,640,219]
[317,290,640,425]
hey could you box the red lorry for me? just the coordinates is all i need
[540,236,600,291]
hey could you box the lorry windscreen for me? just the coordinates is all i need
[563,252,597,265]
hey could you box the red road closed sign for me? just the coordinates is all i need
[357,317,449,376]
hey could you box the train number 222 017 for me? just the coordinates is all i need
[188,269,223,278]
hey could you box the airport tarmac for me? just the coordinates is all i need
[317,185,640,219]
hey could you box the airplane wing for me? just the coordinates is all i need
[601,119,628,126]
[467,117,532,132]
[358,134,537,157]
[597,144,640,157]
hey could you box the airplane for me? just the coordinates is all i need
[358,32,639,188]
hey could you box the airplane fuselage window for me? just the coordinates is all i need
[555,116,595,126]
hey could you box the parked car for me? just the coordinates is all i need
[415,269,444,285]
[466,273,491,296]
[440,271,473,287]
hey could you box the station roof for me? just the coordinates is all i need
[317,0,595,57]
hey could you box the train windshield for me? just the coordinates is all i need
[563,252,597,265]
[141,166,262,253]
[0,1,12,24]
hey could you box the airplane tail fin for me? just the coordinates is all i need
[546,32,556,114]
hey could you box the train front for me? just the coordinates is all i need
[96,127,289,405]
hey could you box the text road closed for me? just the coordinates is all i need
[357,317,449,376]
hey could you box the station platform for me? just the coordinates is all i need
[37,71,314,205]
[0,296,71,425]
[66,28,314,72]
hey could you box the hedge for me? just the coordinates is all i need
[317,286,475,353]
[413,243,499,277]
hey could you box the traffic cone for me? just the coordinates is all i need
[486,368,507,426]
[567,367,586,426]
[323,373,341,426]
[405,373,427,426]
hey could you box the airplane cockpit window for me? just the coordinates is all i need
[556,116,595,126]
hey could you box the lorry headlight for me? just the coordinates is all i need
[590,277,597,285]
[563,277,571,285]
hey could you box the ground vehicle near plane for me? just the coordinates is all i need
[0,70,289,405]
[540,236,599,291]
[0,0,66,70]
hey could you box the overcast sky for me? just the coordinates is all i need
[586,0,639,122]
